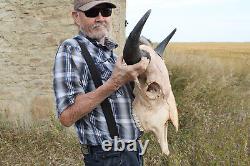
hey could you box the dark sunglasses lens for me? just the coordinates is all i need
[84,8,99,17]
[101,8,112,17]
[84,8,112,18]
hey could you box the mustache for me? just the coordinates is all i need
[91,23,108,29]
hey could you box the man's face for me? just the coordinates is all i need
[73,5,111,41]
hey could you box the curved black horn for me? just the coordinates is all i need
[154,28,177,57]
[123,9,151,65]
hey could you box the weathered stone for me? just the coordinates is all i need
[0,0,126,123]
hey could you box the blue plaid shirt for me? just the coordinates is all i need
[53,32,142,145]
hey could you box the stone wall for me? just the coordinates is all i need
[0,0,126,123]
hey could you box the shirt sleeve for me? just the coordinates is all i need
[53,39,88,117]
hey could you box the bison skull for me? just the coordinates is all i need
[123,9,179,155]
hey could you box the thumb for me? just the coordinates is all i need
[131,57,149,71]
[116,55,123,65]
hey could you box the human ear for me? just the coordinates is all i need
[72,11,80,26]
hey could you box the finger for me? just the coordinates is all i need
[121,60,127,66]
[117,55,123,64]
[131,57,149,71]
[140,57,150,66]
[140,57,149,71]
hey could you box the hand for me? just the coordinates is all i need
[108,56,149,90]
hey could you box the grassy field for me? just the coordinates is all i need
[1,43,250,165]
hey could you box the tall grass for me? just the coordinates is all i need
[1,43,249,165]
[143,42,250,165]
[0,117,83,165]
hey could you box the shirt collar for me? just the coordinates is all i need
[78,31,118,51]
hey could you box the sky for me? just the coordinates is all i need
[126,0,250,42]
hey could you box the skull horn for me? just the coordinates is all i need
[123,9,151,65]
[155,28,177,57]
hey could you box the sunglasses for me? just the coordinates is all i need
[81,8,112,18]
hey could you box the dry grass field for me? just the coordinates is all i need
[143,42,250,165]
[1,43,249,165]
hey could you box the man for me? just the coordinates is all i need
[53,0,149,165]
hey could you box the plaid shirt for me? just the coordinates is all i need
[53,32,142,145]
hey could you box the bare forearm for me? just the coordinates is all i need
[60,79,118,127]
[59,57,149,127]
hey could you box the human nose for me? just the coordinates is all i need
[95,12,105,21]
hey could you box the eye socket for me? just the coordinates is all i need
[147,82,160,92]
[146,82,161,99]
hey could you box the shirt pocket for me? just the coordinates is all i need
[95,61,113,82]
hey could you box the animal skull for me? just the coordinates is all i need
[123,10,179,155]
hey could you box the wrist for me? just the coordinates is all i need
[105,78,120,91]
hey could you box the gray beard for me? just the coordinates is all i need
[81,23,110,42]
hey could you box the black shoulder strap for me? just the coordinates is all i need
[75,39,119,139]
